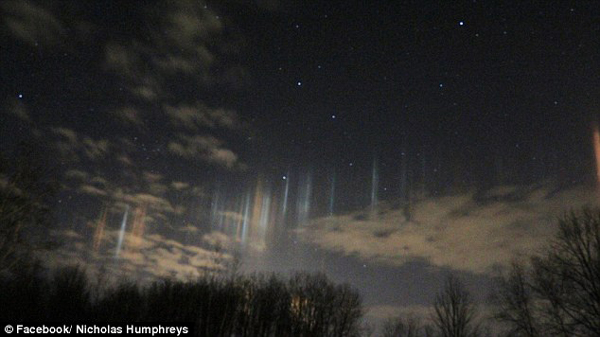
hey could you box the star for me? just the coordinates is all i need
[17,94,23,99]
[297,81,302,86]
[459,21,464,26]
[331,115,336,119]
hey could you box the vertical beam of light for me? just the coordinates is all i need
[371,156,379,216]
[211,189,219,230]
[420,150,427,197]
[259,186,271,239]
[400,149,408,203]
[241,191,251,246]
[329,171,335,216]
[93,208,107,252]
[115,205,129,258]
[297,171,312,225]
[130,206,146,250]
[251,179,264,247]
[282,173,290,220]
[593,123,600,184]
[218,193,226,231]
[400,147,413,221]
[236,195,244,240]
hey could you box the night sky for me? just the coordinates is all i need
[2,0,600,325]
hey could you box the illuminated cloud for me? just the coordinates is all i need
[110,107,144,127]
[82,137,110,160]
[168,134,239,169]
[4,98,31,122]
[164,103,240,131]
[79,184,108,197]
[143,172,163,184]
[298,183,597,275]
[171,181,190,191]
[50,127,110,161]
[1,0,66,47]
[103,0,243,100]
[45,228,231,282]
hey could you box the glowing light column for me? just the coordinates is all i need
[93,208,107,252]
[115,205,129,258]
[329,171,335,216]
[370,157,379,217]
[282,173,290,219]
[296,172,312,225]
[593,123,600,184]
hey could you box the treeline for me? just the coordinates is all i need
[382,209,600,337]
[0,267,363,337]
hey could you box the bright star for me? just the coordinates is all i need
[297,81,302,86]
[459,21,464,26]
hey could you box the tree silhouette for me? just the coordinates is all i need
[381,315,434,337]
[0,142,57,272]
[493,209,600,336]
[432,275,479,337]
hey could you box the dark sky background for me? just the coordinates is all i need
[2,0,600,325]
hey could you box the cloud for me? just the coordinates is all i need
[110,107,144,126]
[115,191,178,215]
[104,43,140,78]
[64,169,89,181]
[366,304,433,323]
[202,231,235,250]
[79,184,108,197]
[179,224,199,233]
[117,154,134,166]
[143,172,163,183]
[44,227,231,282]
[50,127,110,161]
[1,0,66,47]
[171,181,190,191]
[4,98,31,122]
[51,127,77,143]
[103,0,244,100]
[168,134,239,169]
[82,137,109,160]
[164,103,240,131]
[298,183,598,275]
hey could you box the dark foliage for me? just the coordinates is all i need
[381,315,434,337]
[0,142,58,272]
[493,209,600,337]
[0,266,363,337]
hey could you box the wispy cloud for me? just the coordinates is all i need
[4,98,31,122]
[1,0,66,47]
[168,134,239,169]
[44,227,231,282]
[110,107,144,127]
[298,183,597,275]
[164,103,240,131]
[103,0,244,101]
[50,127,111,161]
